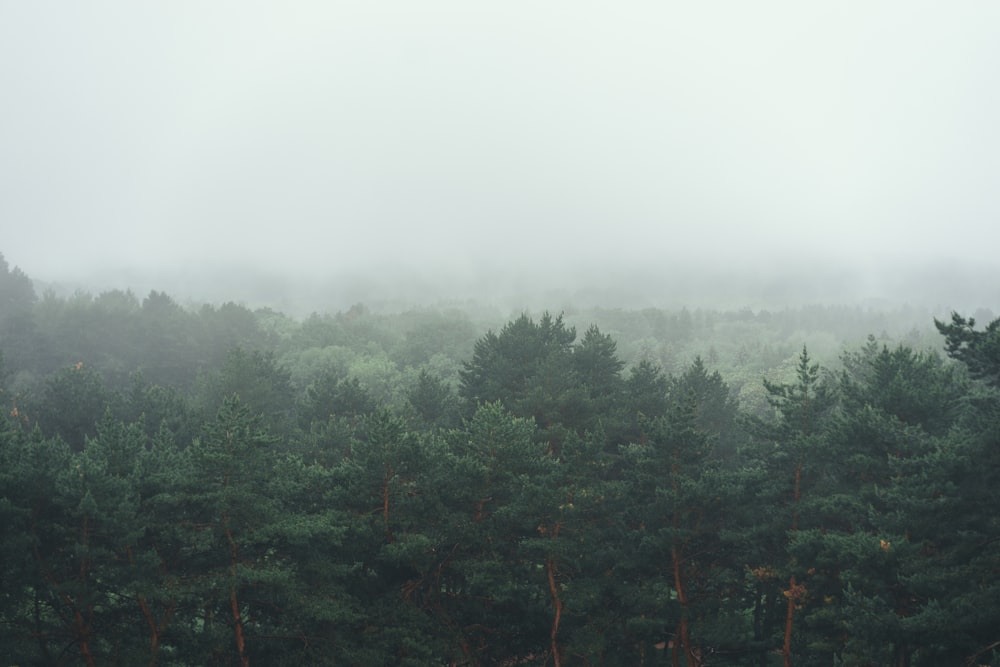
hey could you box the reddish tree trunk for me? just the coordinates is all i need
[783,462,803,667]
[546,522,564,667]
[127,545,175,667]
[383,464,395,543]
[782,574,796,667]
[230,588,249,667]
[137,596,175,667]
[672,545,701,667]
[224,517,250,667]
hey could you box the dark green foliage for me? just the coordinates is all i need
[0,253,36,316]
[619,359,670,443]
[137,290,201,389]
[839,335,966,435]
[4,260,1000,665]
[459,313,628,453]
[201,347,296,435]
[671,356,741,460]
[30,362,112,450]
[301,370,378,427]
[574,324,625,399]
[407,368,460,428]
[392,308,478,366]
[0,254,41,379]
[459,312,576,411]
[119,372,199,444]
[621,391,725,662]
[936,311,1000,388]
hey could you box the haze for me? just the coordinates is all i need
[2,2,998,311]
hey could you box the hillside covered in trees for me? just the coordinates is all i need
[1,253,998,666]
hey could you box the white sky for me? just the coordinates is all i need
[1,1,998,292]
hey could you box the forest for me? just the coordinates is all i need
[0,252,998,667]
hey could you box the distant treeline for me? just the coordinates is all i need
[1,253,999,666]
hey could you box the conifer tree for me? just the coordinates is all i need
[620,384,733,666]
[756,346,835,666]
[181,396,283,666]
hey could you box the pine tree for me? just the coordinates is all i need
[181,396,283,666]
[756,346,836,666]
[620,388,731,666]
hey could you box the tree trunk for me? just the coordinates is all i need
[224,517,250,667]
[672,545,701,667]
[35,511,97,667]
[783,462,802,667]
[74,512,96,667]
[71,605,96,667]
[782,575,796,667]
[383,463,395,543]
[137,596,175,667]
[230,588,249,667]
[127,545,175,667]
[895,643,910,667]
[546,522,564,667]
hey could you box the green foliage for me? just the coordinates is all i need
[936,311,1000,388]
[839,336,967,435]
[407,368,460,428]
[31,362,111,450]
[200,347,296,435]
[4,262,1000,665]
[301,370,378,426]
[459,312,576,409]
[671,356,742,460]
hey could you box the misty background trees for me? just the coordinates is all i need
[1,252,998,666]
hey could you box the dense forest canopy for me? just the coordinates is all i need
[1,252,998,666]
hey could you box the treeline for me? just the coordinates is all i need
[1,254,999,666]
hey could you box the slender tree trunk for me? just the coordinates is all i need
[474,498,486,522]
[782,574,796,667]
[546,522,564,667]
[70,605,96,667]
[32,588,52,663]
[752,582,764,649]
[127,545,175,667]
[669,452,701,667]
[783,462,802,667]
[73,512,96,667]
[224,516,250,667]
[138,597,161,666]
[32,534,93,666]
[895,643,910,667]
[137,596,175,667]
[230,588,249,667]
[383,463,395,543]
[672,545,701,667]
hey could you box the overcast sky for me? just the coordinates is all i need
[1,2,998,303]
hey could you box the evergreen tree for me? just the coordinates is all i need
[619,359,670,447]
[407,368,460,429]
[180,396,285,666]
[755,346,836,666]
[459,312,576,415]
[0,254,41,378]
[31,362,113,451]
[671,356,741,462]
[201,347,296,436]
[137,291,199,389]
[935,312,1000,388]
[300,370,377,428]
[620,388,736,666]
[438,402,555,665]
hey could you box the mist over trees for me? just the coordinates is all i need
[1,252,999,666]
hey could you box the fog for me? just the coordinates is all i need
[2,2,998,313]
